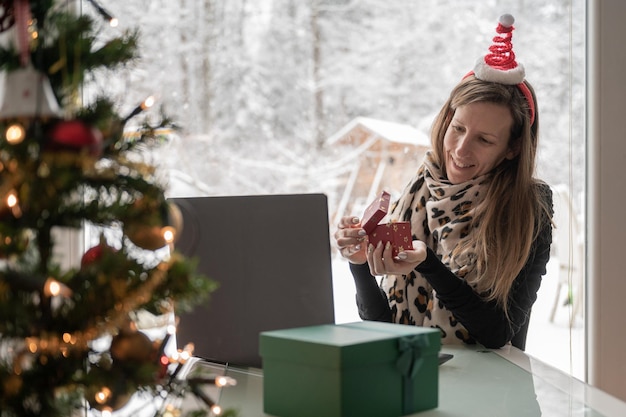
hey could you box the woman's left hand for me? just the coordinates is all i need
[366,240,427,276]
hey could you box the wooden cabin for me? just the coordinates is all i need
[326,117,430,226]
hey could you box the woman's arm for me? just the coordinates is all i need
[349,262,392,322]
[419,211,552,348]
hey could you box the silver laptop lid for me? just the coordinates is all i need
[170,193,335,368]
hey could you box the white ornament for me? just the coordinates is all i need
[0,66,62,119]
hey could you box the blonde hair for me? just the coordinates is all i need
[430,76,551,315]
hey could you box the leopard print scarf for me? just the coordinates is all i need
[381,151,490,345]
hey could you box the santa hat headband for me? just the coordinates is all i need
[465,14,535,125]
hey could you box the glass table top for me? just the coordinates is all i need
[180,345,626,417]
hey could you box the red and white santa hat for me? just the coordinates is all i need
[466,14,535,125]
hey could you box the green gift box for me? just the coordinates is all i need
[260,321,440,417]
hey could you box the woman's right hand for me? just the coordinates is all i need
[333,216,368,265]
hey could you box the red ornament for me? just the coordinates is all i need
[80,241,116,268]
[47,119,103,157]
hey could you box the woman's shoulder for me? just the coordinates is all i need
[531,180,554,235]
[532,180,554,209]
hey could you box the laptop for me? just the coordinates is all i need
[170,193,335,368]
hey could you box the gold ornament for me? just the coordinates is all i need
[123,200,183,250]
[123,223,168,250]
[110,329,157,364]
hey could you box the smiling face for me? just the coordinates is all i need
[442,102,517,184]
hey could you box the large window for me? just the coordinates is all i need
[82,0,587,380]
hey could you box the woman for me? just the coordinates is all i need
[334,15,553,350]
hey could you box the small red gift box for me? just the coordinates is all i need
[361,191,391,234]
[362,191,412,257]
[369,222,412,257]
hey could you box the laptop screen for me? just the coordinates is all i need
[170,193,335,368]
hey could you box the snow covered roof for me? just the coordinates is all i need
[326,116,430,148]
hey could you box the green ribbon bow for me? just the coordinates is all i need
[396,335,430,414]
[396,335,429,378]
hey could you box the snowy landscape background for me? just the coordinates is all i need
[84,0,586,379]
[86,0,585,205]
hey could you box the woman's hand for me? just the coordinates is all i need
[334,216,368,264]
[335,215,428,274]
[366,239,427,276]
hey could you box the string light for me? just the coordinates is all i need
[162,405,180,417]
[27,340,38,354]
[5,124,25,144]
[187,376,237,388]
[179,343,194,362]
[43,277,72,298]
[94,387,112,404]
[162,226,176,244]
[5,190,22,218]
[165,342,195,381]
[142,96,156,109]
[85,0,118,27]
[123,96,155,123]
[6,190,18,208]
[46,280,61,296]
[62,333,75,344]
[215,376,237,387]
[28,18,38,40]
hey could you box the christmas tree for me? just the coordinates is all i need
[0,1,225,416]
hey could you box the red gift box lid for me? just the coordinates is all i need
[361,191,391,234]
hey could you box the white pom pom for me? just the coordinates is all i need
[499,14,515,27]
